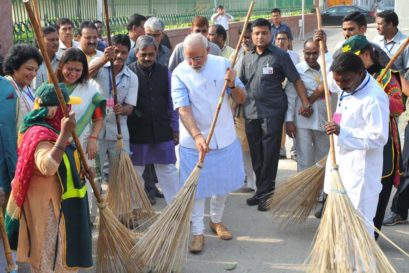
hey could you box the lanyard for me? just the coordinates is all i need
[338,75,370,107]
[108,68,125,97]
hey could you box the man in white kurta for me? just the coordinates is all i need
[324,52,389,231]
[172,33,246,254]
[286,39,334,171]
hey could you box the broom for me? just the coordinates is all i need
[268,156,327,226]
[23,1,142,272]
[130,2,255,273]
[305,7,397,272]
[0,207,17,272]
[102,0,155,230]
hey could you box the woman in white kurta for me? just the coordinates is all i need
[324,53,389,231]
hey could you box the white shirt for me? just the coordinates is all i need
[285,62,336,131]
[56,40,79,59]
[94,64,138,141]
[79,47,104,63]
[324,73,389,220]
[372,30,409,75]
[211,13,234,30]
[172,54,245,150]
[287,50,300,65]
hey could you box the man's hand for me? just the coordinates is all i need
[173,132,180,145]
[285,122,296,138]
[113,103,123,115]
[313,30,326,44]
[325,121,340,136]
[103,46,116,63]
[225,68,236,88]
[194,134,209,161]
[83,168,95,182]
[298,104,313,117]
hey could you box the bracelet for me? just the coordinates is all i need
[192,133,202,140]
[88,136,98,140]
[228,84,235,89]
[53,144,65,152]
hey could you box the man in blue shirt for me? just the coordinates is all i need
[271,8,293,50]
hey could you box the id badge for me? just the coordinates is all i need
[333,112,342,125]
[106,97,114,115]
[262,66,273,75]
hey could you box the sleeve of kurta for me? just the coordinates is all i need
[337,95,389,151]
[171,72,190,109]
[34,141,60,176]
[281,53,300,83]
[285,82,297,122]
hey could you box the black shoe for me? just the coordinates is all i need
[148,194,156,205]
[155,189,165,198]
[246,194,260,206]
[257,195,272,212]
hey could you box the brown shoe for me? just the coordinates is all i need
[189,235,204,254]
[209,221,232,240]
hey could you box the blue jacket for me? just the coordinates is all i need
[0,76,17,193]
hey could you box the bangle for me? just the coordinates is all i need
[228,84,235,89]
[192,133,202,140]
[89,136,97,140]
[53,144,65,152]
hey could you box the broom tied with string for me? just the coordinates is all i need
[102,0,155,230]
[305,7,397,272]
[23,1,142,272]
[130,2,255,273]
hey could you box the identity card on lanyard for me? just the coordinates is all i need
[106,69,124,115]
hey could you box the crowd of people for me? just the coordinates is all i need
[0,4,408,272]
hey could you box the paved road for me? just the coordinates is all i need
[79,24,409,273]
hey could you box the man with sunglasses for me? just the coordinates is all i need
[169,16,221,71]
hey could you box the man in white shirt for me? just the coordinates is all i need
[285,39,334,171]
[77,21,104,63]
[275,31,300,65]
[207,24,234,59]
[211,5,234,44]
[56,18,79,58]
[90,34,138,183]
[324,52,389,232]
[172,33,246,254]
[372,10,409,76]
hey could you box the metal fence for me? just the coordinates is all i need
[12,0,314,44]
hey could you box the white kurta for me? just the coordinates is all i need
[324,73,389,227]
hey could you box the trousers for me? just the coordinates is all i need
[191,195,227,235]
[295,128,329,171]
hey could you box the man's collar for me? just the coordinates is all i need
[380,29,403,44]
[251,43,276,54]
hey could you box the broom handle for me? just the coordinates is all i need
[316,7,337,166]
[0,211,17,272]
[201,1,255,163]
[103,0,122,137]
[377,36,409,83]
[32,0,41,27]
[23,0,104,203]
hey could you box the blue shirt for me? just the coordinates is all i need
[271,23,293,42]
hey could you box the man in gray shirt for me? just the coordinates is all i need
[168,16,221,71]
[240,18,312,211]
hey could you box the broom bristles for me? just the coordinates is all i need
[131,165,202,273]
[306,166,396,273]
[268,156,327,226]
[106,139,156,229]
[96,203,143,273]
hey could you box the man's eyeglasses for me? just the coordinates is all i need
[186,56,205,62]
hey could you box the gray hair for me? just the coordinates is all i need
[135,35,158,52]
[144,17,165,32]
[183,33,209,50]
